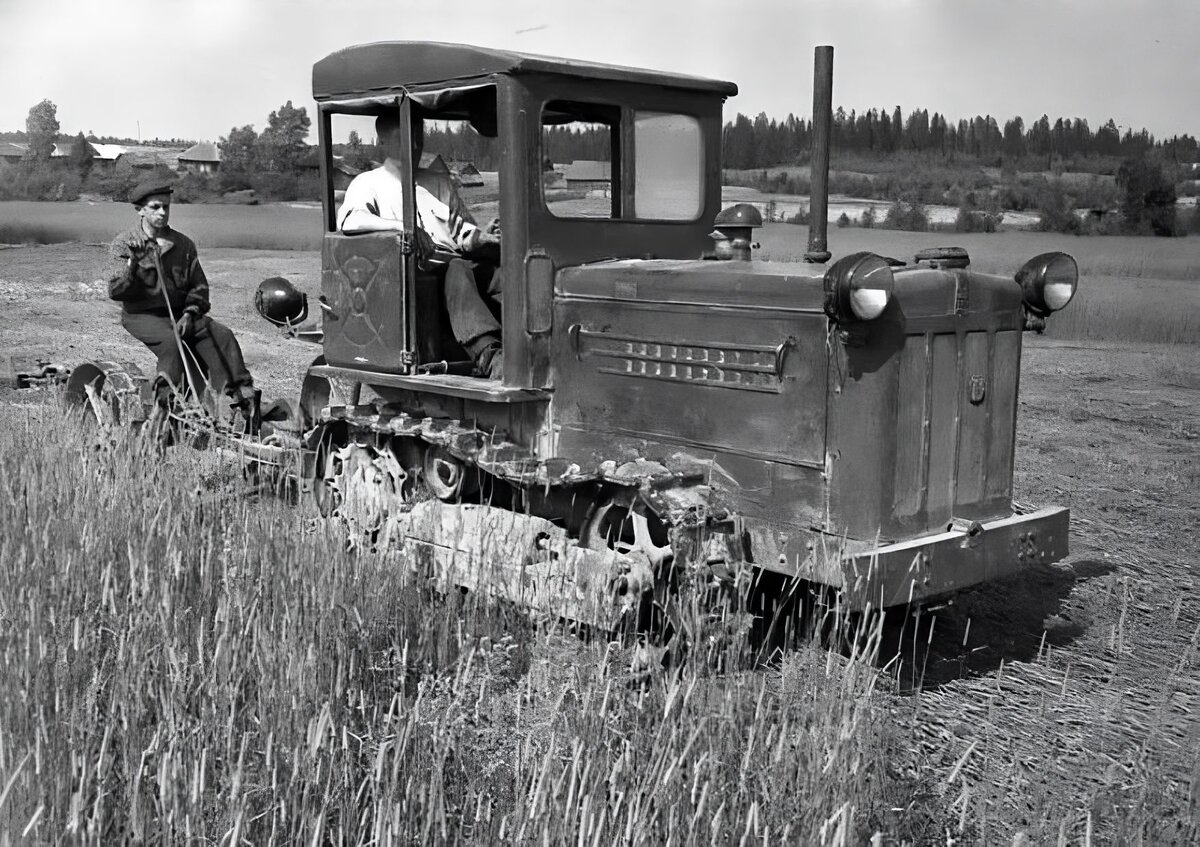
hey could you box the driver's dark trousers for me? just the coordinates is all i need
[443,258,502,356]
[121,311,253,399]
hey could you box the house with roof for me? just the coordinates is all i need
[0,142,26,164]
[299,148,362,190]
[448,160,484,187]
[115,147,184,171]
[564,160,611,191]
[179,142,221,174]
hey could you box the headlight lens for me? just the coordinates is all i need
[1017,252,1078,316]
[824,252,895,322]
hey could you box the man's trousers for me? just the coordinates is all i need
[121,311,253,398]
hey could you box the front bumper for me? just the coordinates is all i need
[825,506,1070,610]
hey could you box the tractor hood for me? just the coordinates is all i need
[556,259,827,313]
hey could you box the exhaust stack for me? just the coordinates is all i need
[805,45,833,264]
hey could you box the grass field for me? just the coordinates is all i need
[757,223,1200,344]
[0,200,323,251]
[2,201,1196,347]
[0,229,1197,842]
[0,406,904,843]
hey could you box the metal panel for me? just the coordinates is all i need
[955,331,991,506]
[925,333,959,526]
[986,330,1021,502]
[321,234,408,372]
[892,335,929,522]
[553,299,827,468]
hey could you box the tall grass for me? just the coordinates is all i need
[0,401,912,844]
[2,389,1197,843]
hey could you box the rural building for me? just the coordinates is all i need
[564,160,611,191]
[116,147,184,171]
[0,142,26,164]
[179,142,221,174]
[418,152,449,174]
[299,150,362,190]
[85,143,124,169]
[448,160,484,187]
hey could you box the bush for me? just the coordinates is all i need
[217,168,254,194]
[883,200,929,232]
[1117,157,1180,236]
[860,205,876,228]
[954,197,1002,233]
[171,172,221,204]
[246,170,321,202]
[0,162,80,201]
[1035,183,1082,234]
[83,166,139,202]
[837,211,851,228]
[785,205,810,225]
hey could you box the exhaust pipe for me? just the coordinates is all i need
[805,45,833,264]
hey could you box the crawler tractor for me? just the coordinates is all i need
[67,43,1078,632]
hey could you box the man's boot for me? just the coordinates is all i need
[466,334,503,381]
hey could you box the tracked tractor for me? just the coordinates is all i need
[67,43,1079,632]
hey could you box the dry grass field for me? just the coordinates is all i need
[0,225,1197,842]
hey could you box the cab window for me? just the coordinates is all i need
[633,111,702,220]
[542,101,617,219]
[541,101,703,222]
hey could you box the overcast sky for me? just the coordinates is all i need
[1,0,1196,143]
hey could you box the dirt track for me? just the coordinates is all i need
[2,242,1198,835]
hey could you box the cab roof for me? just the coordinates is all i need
[312,41,739,101]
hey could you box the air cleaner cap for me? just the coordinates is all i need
[713,203,763,228]
[914,246,970,269]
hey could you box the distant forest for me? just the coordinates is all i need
[721,109,1198,168]
[415,109,1199,173]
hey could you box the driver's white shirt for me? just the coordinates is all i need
[337,159,479,257]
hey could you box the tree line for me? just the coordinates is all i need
[722,108,1199,169]
[0,98,321,203]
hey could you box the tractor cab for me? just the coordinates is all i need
[310,41,735,393]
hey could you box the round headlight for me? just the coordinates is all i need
[824,252,895,322]
[1016,252,1078,316]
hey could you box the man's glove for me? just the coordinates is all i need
[175,312,195,340]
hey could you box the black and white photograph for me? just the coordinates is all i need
[0,0,1197,842]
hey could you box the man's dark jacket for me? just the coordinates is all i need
[107,225,210,317]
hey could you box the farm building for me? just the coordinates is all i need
[448,160,484,187]
[85,144,124,169]
[116,147,184,170]
[179,142,221,174]
[564,160,611,191]
[0,142,26,164]
[418,152,449,174]
[299,150,362,190]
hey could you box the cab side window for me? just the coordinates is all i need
[539,101,704,222]
[541,101,618,219]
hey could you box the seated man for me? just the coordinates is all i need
[338,113,504,379]
[108,178,259,428]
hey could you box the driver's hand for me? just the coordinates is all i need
[486,217,501,236]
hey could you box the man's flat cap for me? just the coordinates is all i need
[129,178,174,206]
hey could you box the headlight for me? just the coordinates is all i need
[823,252,895,322]
[1016,252,1078,316]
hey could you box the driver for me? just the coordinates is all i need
[338,113,504,379]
